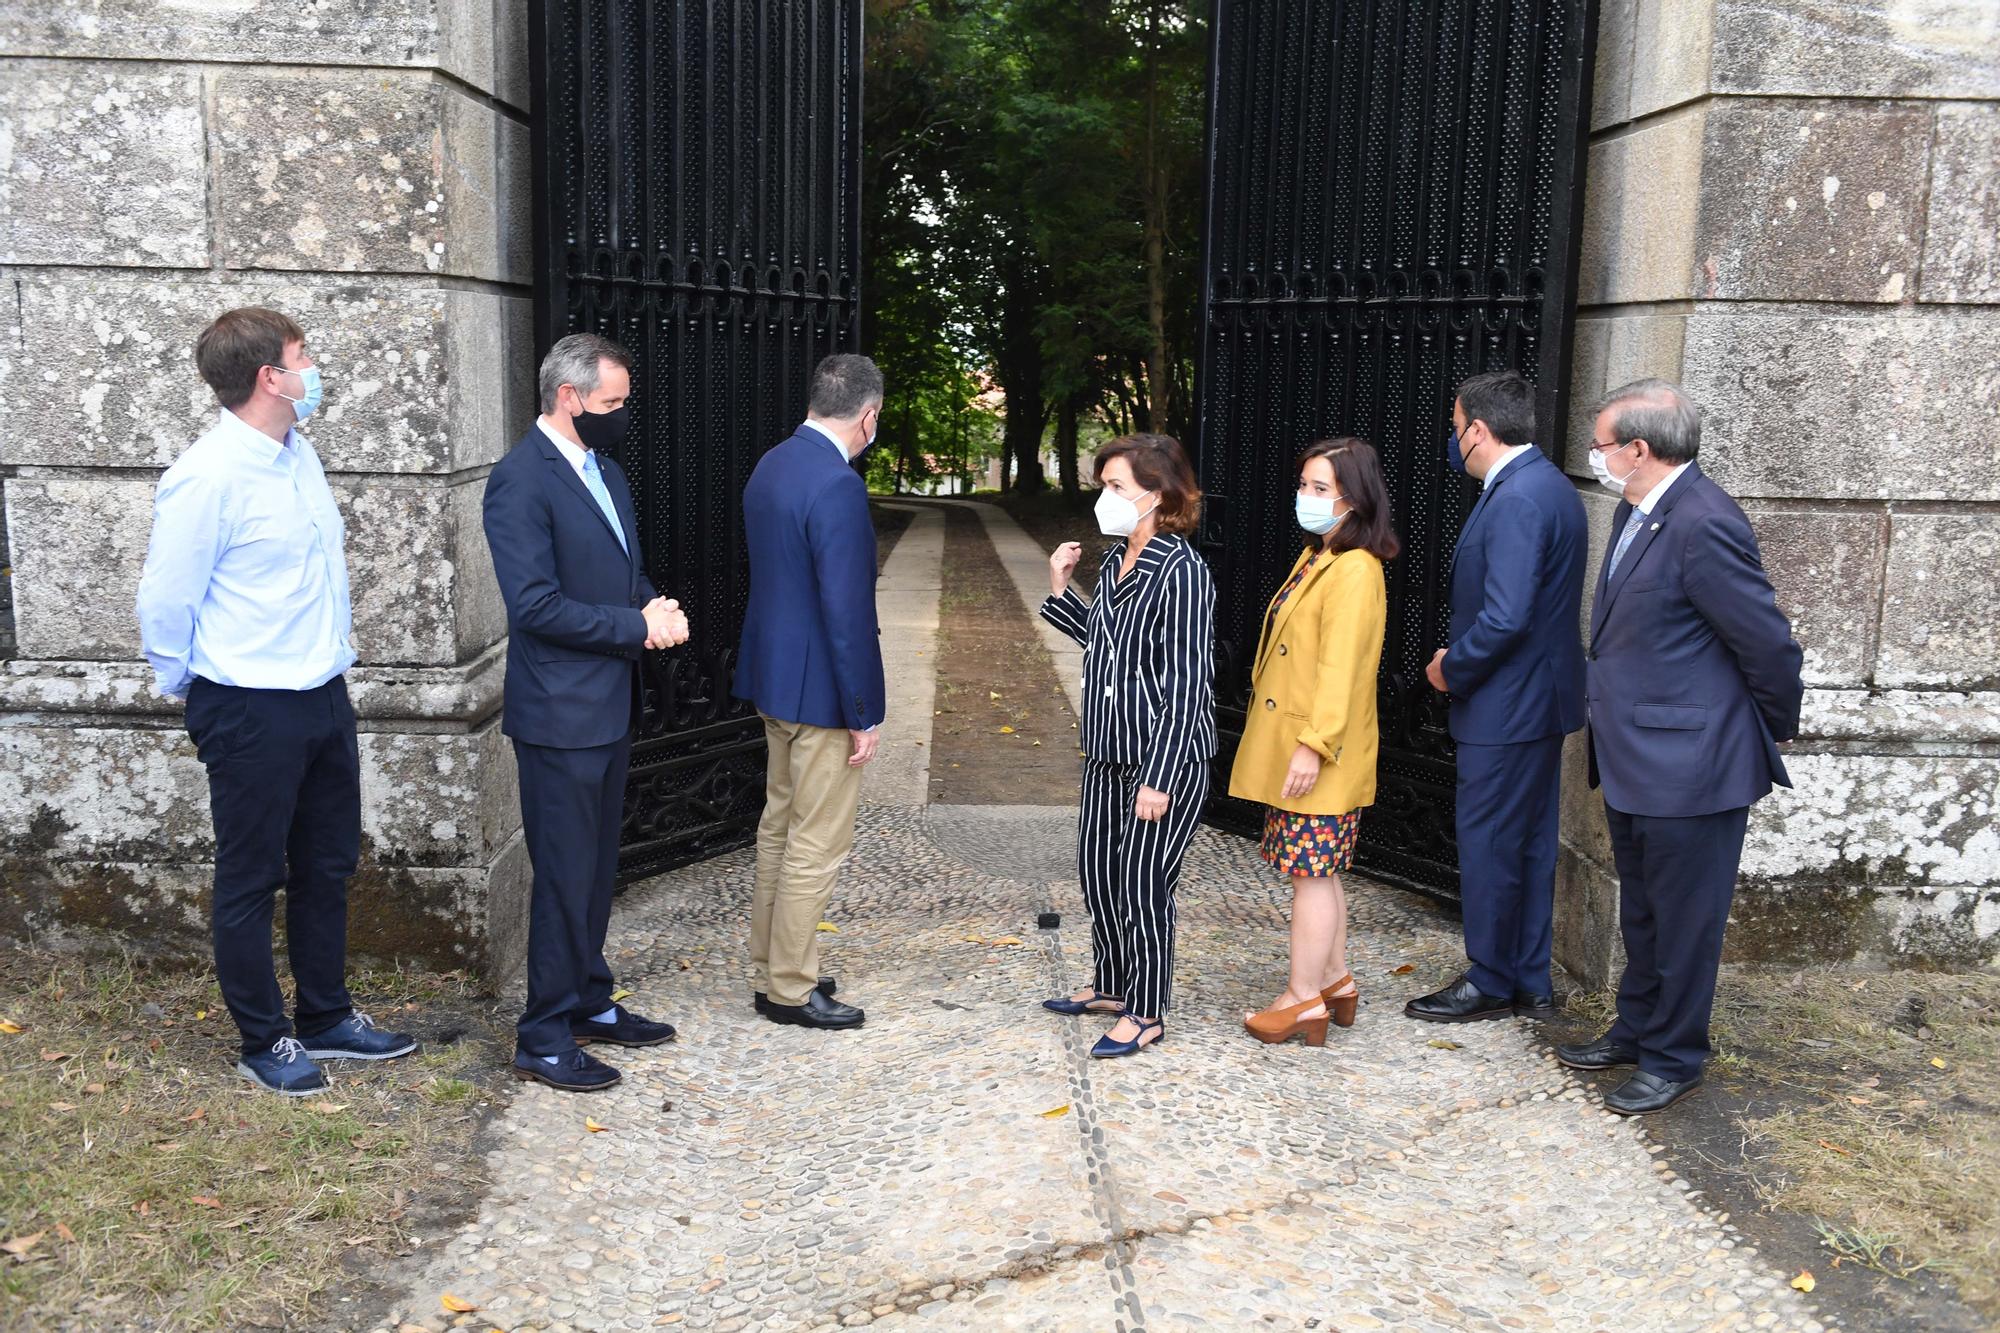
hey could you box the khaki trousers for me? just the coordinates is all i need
[751,712,863,1006]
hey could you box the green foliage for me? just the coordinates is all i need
[863,1,1206,494]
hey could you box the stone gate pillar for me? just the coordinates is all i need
[1556,0,2000,983]
[0,3,535,979]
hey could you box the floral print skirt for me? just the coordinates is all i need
[1260,806,1362,877]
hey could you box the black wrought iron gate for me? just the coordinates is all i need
[1195,0,1596,900]
[529,1,864,880]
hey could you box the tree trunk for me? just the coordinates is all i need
[1142,3,1172,430]
[996,255,1047,493]
[1056,392,1082,498]
[1129,355,1153,433]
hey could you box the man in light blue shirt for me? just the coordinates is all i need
[137,307,416,1096]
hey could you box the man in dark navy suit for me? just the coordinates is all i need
[1409,370,1588,1026]
[483,333,688,1092]
[1558,379,1803,1115]
[734,354,886,1031]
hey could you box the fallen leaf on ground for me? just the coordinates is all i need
[190,1196,221,1209]
[441,1293,480,1313]
[585,1118,610,1133]
[48,1102,76,1113]
[194,1010,207,1020]
[153,1142,184,1153]
[1154,1190,1186,1204]
[1816,1139,1853,1157]
[998,726,1016,734]
[991,937,1024,947]
[53,1223,74,1244]
[0,1233,45,1259]
[39,1050,71,1062]
[307,1103,350,1115]
[0,1020,22,1034]
[1389,964,1416,975]
[1031,740,1043,746]
[1791,1271,1816,1293]
[989,692,1002,701]
[1930,1057,1948,1069]
[1427,1039,1462,1050]
[1038,1104,1071,1119]
[183,1107,206,1122]
[816,922,839,933]
[610,988,634,1003]
[962,935,987,944]
[84,1083,104,1095]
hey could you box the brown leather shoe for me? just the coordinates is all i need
[1319,973,1359,1028]
[1244,993,1331,1047]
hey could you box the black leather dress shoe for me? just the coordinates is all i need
[1555,1034,1640,1070]
[1605,1069,1702,1115]
[1512,991,1558,1020]
[511,1046,621,1092]
[762,989,865,1030]
[1404,974,1514,1023]
[752,977,838,1014]
[570,1005,677,1048]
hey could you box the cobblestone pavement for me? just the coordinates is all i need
[369,802,1826,1333]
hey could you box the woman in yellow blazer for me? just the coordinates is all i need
[1230,438,1399,1046]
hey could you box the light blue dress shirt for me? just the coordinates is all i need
[137,408,355,699]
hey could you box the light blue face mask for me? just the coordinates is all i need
[1296,491,1345,535]
[268,364,324,423]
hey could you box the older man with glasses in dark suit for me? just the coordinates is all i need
[1557,378,1804,1115]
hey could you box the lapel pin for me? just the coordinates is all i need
[1650,522,1660,531]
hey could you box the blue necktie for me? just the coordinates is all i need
[580,451,628,554]
[1606,509,1646,580]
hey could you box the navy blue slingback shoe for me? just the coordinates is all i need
[1043,990,1123,1016]
[1090,1016,1165,1058]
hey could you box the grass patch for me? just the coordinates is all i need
[0,946,514,1329]
[1564,964,2000,1318]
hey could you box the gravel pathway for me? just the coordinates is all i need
[367,803,1824,1333]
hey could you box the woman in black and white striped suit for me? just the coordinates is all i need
[1038,434,1217,1058]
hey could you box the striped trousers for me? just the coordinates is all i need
[1076,757,1210,1017]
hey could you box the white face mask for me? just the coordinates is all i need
[1095,487,1156,537]
[1589,440,1637,494]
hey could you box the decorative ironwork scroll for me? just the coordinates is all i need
[530,1,864,881]
[1195,0,1597,901]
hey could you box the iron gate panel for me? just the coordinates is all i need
[530,0,864,882]
[1196,0,1596,901]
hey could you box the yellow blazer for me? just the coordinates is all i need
[1226,545,1385,816]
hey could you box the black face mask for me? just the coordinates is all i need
[573,403,630,453]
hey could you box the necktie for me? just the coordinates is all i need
[1606,509,1646,580]
[580,452,628,554]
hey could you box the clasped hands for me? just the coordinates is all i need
[642,597,690,650]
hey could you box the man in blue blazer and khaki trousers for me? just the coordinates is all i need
[1410,369,1587,1026]
[734,354,886,1031]
[483,333,688,1092]
[1559,379,1803,1115]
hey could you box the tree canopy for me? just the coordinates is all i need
[862,0,1207,496]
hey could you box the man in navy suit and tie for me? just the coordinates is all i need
[1558,379,1802,1114]
[483,333,688,1091]
[1409,370,1587,1025]
[734,354,886,1031]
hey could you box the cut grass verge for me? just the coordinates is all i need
[1562,963,2000,1322]
[0,946,515,1330]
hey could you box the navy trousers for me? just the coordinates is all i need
[513,736,631,1056]
[184,675,359,1055]
[1454,735,1563,1000]
[1604,803,1750,1083]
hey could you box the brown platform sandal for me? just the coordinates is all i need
[1244,994,1330,1047]
[1319,973,1359,1028]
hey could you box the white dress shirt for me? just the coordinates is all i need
[537,415,591,480]
[1481,442,1535,487]
[1636,461,1693,515]
[137,408,354,699]
[800,418,854,463]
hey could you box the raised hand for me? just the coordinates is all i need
[1050,541,1083,595]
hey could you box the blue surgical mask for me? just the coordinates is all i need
[269,364,323,423]
[1296,493,1343,535]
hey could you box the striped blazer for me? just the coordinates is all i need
[1040,533,1218,790]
